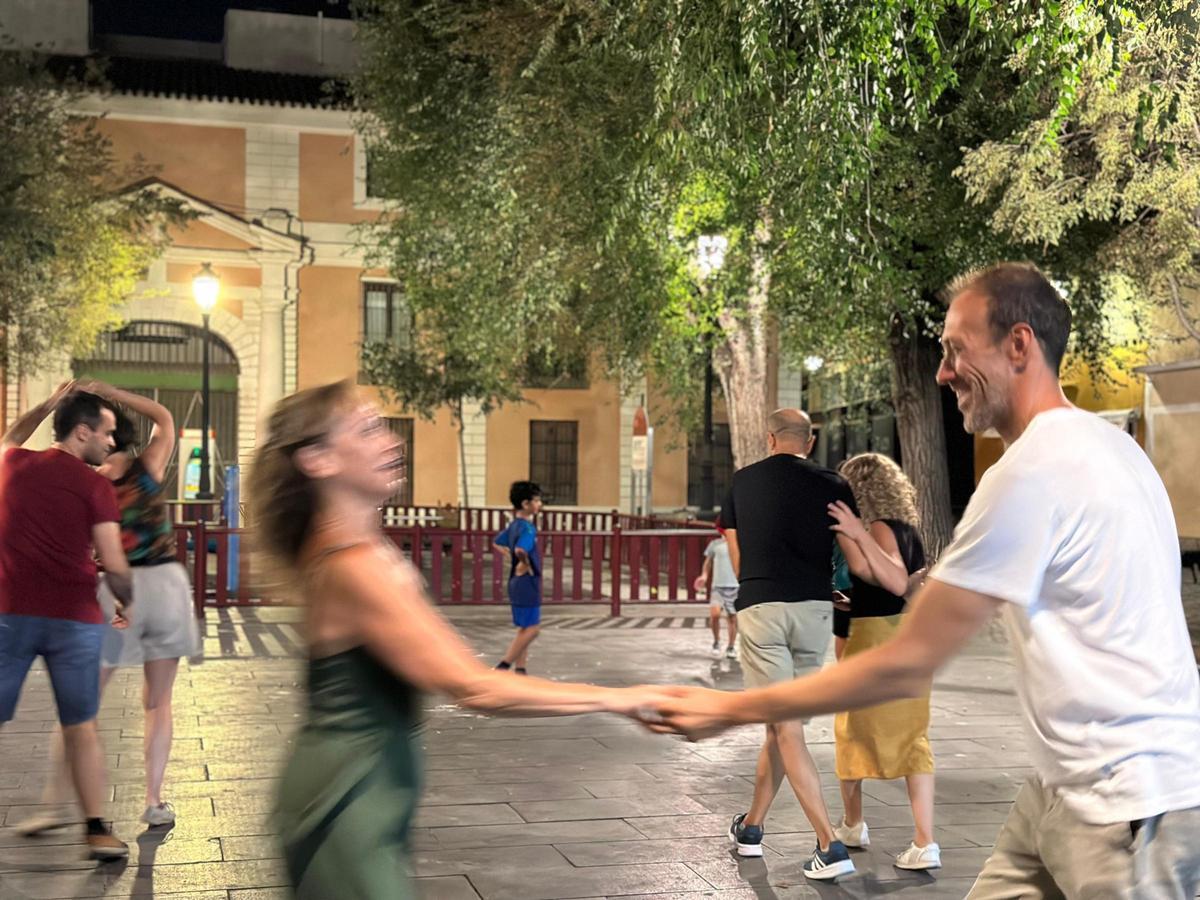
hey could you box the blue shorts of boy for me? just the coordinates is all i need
[512,604,542,628]
[0,613,106,726]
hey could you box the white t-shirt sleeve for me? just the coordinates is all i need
[932,469,1059,608]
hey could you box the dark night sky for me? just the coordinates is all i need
[92,1,353,42]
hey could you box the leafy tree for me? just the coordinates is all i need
[351,1,1141,551]
[359,302,525,506]
[958,0,1200,348]
[0,52,182,379]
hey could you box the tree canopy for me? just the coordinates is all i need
[0,53,183,375]
[351,0,1176,545]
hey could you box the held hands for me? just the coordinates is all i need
[613,684,740,742]
[828,500,869,543]
[111,599,130,630]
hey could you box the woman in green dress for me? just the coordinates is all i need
[250,381,665,900]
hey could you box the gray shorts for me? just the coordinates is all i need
[737,600,832,689]
[709,586,738,616]
[99,563,199,667]
[967,777,1200,900]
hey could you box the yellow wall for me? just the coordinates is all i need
[974,347,1149,481]
[98,119,246,212]
[486,379,622,508]
[647,379,690,510]
[298,133,376,224]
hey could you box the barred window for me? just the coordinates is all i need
[529,420,578,506]
[362,282,412,347]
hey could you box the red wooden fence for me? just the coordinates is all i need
[177,517,716,619]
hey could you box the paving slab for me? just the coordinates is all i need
[0,604,1111,898]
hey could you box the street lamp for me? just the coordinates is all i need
[192,262,219,503]
[696,234,727,516]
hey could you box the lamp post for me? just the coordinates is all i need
[696,235,727,516]
[192,263,219,503]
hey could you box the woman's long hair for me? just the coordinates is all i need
[249,380,357,569]
[838,453,920,527]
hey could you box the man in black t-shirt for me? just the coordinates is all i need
[720,409,858,880]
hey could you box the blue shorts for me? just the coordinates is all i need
[511,605,541,628]
[0,614,105,726]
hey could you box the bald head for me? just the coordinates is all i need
[767,408,813,455]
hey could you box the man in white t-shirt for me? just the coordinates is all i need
[654,262,1200,897]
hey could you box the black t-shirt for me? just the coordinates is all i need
[849,519,926,619]
[721,454,858,611]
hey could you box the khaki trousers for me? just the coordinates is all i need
[967,777,1200,900]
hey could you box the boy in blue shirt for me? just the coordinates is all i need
[492,481,543,674]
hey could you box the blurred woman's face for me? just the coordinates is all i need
[326,402,405,505]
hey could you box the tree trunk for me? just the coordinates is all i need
[714,210,773,471]
[889,317,955,559]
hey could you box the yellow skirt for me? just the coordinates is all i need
[835,613,934,781]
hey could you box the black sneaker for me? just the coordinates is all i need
[728,812,763,857]
[803,840,855,880]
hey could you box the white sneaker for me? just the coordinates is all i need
[710,641,723,659]
[724,644,738,660]
[833,818,869,848]
[140,802,176,827]
[894,841,941,870]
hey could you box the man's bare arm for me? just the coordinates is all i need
[655,579,1002,740]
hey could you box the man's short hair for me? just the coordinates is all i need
[52,391,110,442]
[946,262,1072,372]
[509,480,542,509]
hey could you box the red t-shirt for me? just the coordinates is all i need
[0,448,120,624]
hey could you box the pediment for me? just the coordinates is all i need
[124,177,305,254]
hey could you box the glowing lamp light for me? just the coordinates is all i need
[192,262,220,312]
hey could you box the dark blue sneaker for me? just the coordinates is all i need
[803,840,855,880]
[728,813,763,857]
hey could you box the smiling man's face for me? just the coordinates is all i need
[937,289,1014,435]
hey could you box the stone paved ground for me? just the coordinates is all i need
[1,597,1197,900]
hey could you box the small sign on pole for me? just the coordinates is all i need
[630,435,649,472]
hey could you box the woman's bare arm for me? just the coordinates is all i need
[327,546,658,718]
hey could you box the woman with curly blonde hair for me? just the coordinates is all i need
[826,452,938,871]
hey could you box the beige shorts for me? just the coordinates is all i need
[737,600,832,689]
[99,563,199,667]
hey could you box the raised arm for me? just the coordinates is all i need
[82,382,176,483]
[332,547,658,718]
[830,503,908,596]
[1,380,76,453]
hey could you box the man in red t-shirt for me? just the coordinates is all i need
[0,385,133,859]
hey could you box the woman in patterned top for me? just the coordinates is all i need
[21,382,197,834]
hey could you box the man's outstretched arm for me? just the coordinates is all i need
[655,578,1002,740]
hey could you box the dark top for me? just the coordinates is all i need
[721,454,858,612]
[114,458,177,566]
[849,519,926,619]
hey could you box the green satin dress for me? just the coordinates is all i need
[275,645,423,899]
